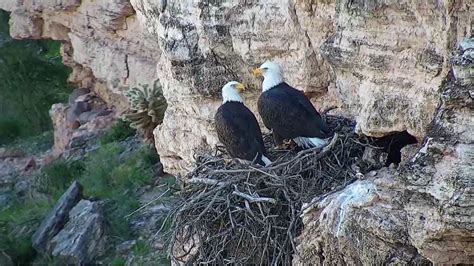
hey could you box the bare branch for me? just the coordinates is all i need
[232,191,277,204]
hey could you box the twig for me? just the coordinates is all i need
[187,177,220,185]
[232,191,277,204]
[168,115,380,265]
[125,188,170,218]
[266,133,338,171]
[212,169,254,174]
[248,166,279,178]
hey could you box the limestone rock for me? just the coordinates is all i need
[9,11,43,39]
[50,200,106,264]
[32,181,83,253]
[2,0,470,175]
[452,37,474,85]
[137,0,471,174]
[68,88,91,104]
[50,103,73,155]
[22,0,81,12]
[50,91,115,157]
[295,70,474,264]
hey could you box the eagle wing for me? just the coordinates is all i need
[258,82,329,139]
[215,103,267,161]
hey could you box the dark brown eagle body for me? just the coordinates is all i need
[215,101,269,166]
[258,82,330,147]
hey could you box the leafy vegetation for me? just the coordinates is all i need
[80,143,158,241]
[0,197,51,264]
[35,158,84,199]
[0,138,161,264]
[0,10,170,265]
[3,130,55,155]
[100,119,136,145]
[0,10,72,144]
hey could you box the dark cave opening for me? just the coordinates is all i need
[371,131,418,166]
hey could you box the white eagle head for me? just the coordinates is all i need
[253,61,284,92]
[221,81,246,103]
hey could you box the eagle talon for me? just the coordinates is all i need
[234,158,250,166]
[223,158,233,165]
[275,141,292,150]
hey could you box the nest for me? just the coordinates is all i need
[166,112,380,265]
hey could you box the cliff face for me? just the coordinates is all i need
[132,0,471,174]
[2,0,470,174]
[1,0,472,264]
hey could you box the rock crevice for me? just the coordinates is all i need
[1,0,472,264]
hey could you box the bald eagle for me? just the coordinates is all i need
[214,81,271,166]
[253,61,330,149]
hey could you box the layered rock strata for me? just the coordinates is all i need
[1,0,471,175]
[1,1,472,264]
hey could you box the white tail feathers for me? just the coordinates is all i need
[261,155,272,166]
[293,137,326,149]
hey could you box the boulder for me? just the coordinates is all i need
[50,200,107,264]
[32,181,83,253]
[452,37,474,85]
[294,62,474,264]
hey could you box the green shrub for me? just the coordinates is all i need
[100,120,136,145]
[80,144,156,241]
[35,158,84,200]
[80,144,155,198]
[0,198,52,264]
[111,257,126,266]
[0,118,21,144]
[2,140,165,264]
[0,10,72,139]
[133,240,151,256]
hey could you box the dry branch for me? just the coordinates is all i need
[166,115,380,265]
[231,191,277,204]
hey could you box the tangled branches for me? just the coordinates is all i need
[166,114,379,265]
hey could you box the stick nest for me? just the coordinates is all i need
[167,113,380,265]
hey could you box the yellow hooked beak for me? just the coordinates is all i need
[252,67,263,77]
[236,83,246,92]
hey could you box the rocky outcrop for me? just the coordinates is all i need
[32,181,83,253]
[32,181,107,263]
[134,0,471,174]
[50,89,115,157]
[50,199,106,264]
[453,38,474,85]
[294,44,474,264]
[2,0,470,175]
[1,0,472,264]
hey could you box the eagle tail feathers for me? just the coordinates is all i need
[261,155,272,166]
[294,137,326,149]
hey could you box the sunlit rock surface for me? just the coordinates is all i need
[2,0,471,175]
[1,0,472,263]
[294,50,474,264]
